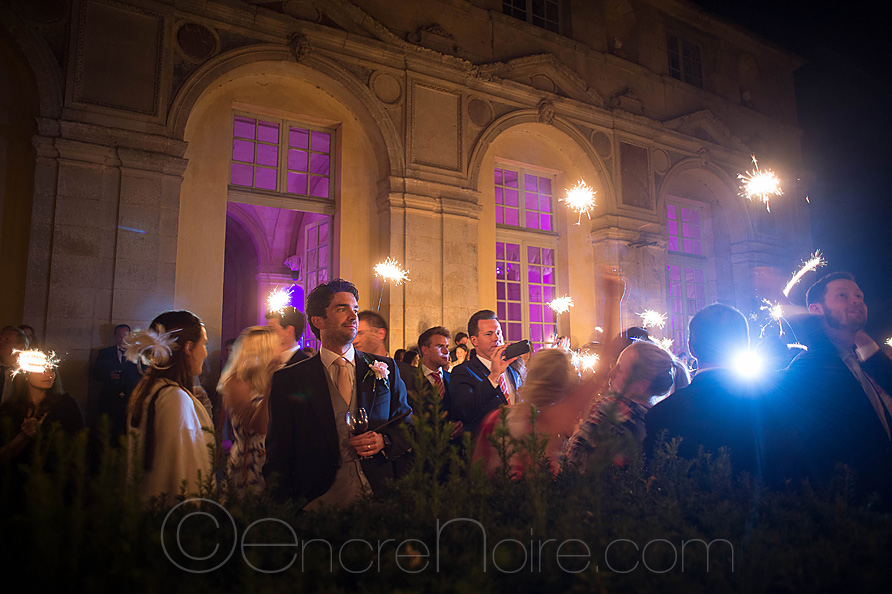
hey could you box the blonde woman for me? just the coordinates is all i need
[127,311,213,504]
[217,326,282,494]
[473,348,580,477]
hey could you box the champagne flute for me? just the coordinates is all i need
[346,407,369,436]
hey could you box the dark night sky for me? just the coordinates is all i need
[694,0,892,341]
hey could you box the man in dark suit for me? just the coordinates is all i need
[263,279,413,508]
[404,326,464,438]
[779,272,892,497]
[267,301,309,367]
[644,304,776,479]
[450,310,523,435]
[91,324,142,440]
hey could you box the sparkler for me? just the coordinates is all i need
[548,296,574,314]
[373,257,411,311]
[638,310,667,329]
[787,343,808,351]
[654,337,674,351]
[562,180,597,225]
[783,251,826,298]
[267,286,294,316]
[12,349,60,377]
[738,155,783,212]
[571,351,599,373]
[759,299,785,337]
[886,338,892,349]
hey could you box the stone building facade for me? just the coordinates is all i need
[0,0,811,404]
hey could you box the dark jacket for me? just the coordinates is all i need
[450,350,523,435]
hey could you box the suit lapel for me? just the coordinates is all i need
[306,355,339,455]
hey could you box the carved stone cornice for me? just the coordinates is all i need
[475,54,606,107]
[662,110,747,152]
[58,120,189,158]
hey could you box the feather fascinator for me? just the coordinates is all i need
[125,325,178,370]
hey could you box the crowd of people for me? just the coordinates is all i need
[2,268,891,508]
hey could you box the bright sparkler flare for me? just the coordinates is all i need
[654,337,674,351]
[738,155,782,212]
[787,343,808,351]
[783,251,826,298]
[12,349,60,377]
[548,296,575,314]
[267,286,293,316]
[638,310,667,329]
[759,299,786,337]
[571,351,600,373]
[886,338,892,349]
[374,257,410,285]
[563,180,597,225]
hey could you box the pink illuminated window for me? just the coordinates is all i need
[667,204,702,255]
[495,167,554,231]
[667,264,706,353]
[496,241,557,352]
[302,218,331,351]
[231,114,333,199]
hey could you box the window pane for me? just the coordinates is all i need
[543,249,554,266]
[287,172,308,194]
[540,214,552,231]
[319,222,329,244]
[256,144,278,167]
[310,153,330,175]
[258,121,279,143]
[495,168,503,186]
[530,325,543,344]
[497,282,506,300]
[495,206,504,225]
[288,149,308,171]
[504,189,519,207]
[311,131,331,153]
[505,210,519,226]
[506,243,520,262]
[318,268,328,283]
[507,283,521,301]
[504,169,518,187]
[525,175,538,192]
[525,193,538,212]
[508,323,522,341]
[528,246,540,264]
[529,284,541,303]
[495,187,503,205]
[496,242,505,260]
[506,263,520,282]
[255,167,277,190]
[539,177,551,194]
[234,117,255,139]
[669,237,679,252]
[309,176,329,198]
[529,304,541,323]
[318,245,328,267]
[289,127,309,149]
[232,139,254,162]
[539,195,551,213]
[543,285,555,302]
[542,266,554,284]
[667,204,676,220]
[528,266,541,284]
[308,227,318,247]
[507,302,522,322]
[498,302,506,320]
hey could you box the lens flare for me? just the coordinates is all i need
[638,310,667,329]
[267,286,294,316]
[733,350,764,378]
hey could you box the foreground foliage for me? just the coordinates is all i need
[2,389,891,593]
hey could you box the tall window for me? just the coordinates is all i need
[495,165,559,351]
[667,203,707,353]
[230,114,334,199]
[301,218,330,351]
[502,0,560,34]
[667,33,703,88]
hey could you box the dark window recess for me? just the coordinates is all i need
[667,33,704,88]
[503,0,560,34]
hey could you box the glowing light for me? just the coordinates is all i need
[12,349,60,377]
[733,350,764,378]
[759,299,785,337]
[571,351,599,373]
[787,343,808,351]
[548,296,574,314]
[886,338,892,349]
[374,257,410,285]
[594,326,603,333]
[738,155,783,212]
[267,286,294,316]
[562,180,597,224]
[638,310,667,329]
[654,337,674,351]
[783,251,826,298]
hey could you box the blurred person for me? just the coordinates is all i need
[91,324,142,441]
[355,310,389,357]
[17,325,36,349]
[567,340,678,470]
[448,343,469,371]
[644,304,776,478]
[449,332,469,363]
[450,310,524,435]
[126,311,214,504]
[266,304,309,367]
[473,348,580,477]
[217,326,282,494]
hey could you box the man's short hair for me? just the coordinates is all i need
[306,279,359,339]
[806,271,857,307]
[468,310,497,337]
[454,331,468,344]
[358,310,388,336]
[688,303,749,367]
[114,324,131,333]
[267,306,306,340]
[419,326,451,349]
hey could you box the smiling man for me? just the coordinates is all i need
[263,278,413,508]
[450,310,522,435]
[782,272,892,498]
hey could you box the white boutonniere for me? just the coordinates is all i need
[362,357,390,389]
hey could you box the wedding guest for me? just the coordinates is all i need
[126,311,214,504]
[217,326,282,494]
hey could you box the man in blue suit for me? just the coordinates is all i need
[263,279,413,508]
[450,310,523,435]
[404,326,464,438]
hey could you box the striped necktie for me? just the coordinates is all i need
[429,371,446,400]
